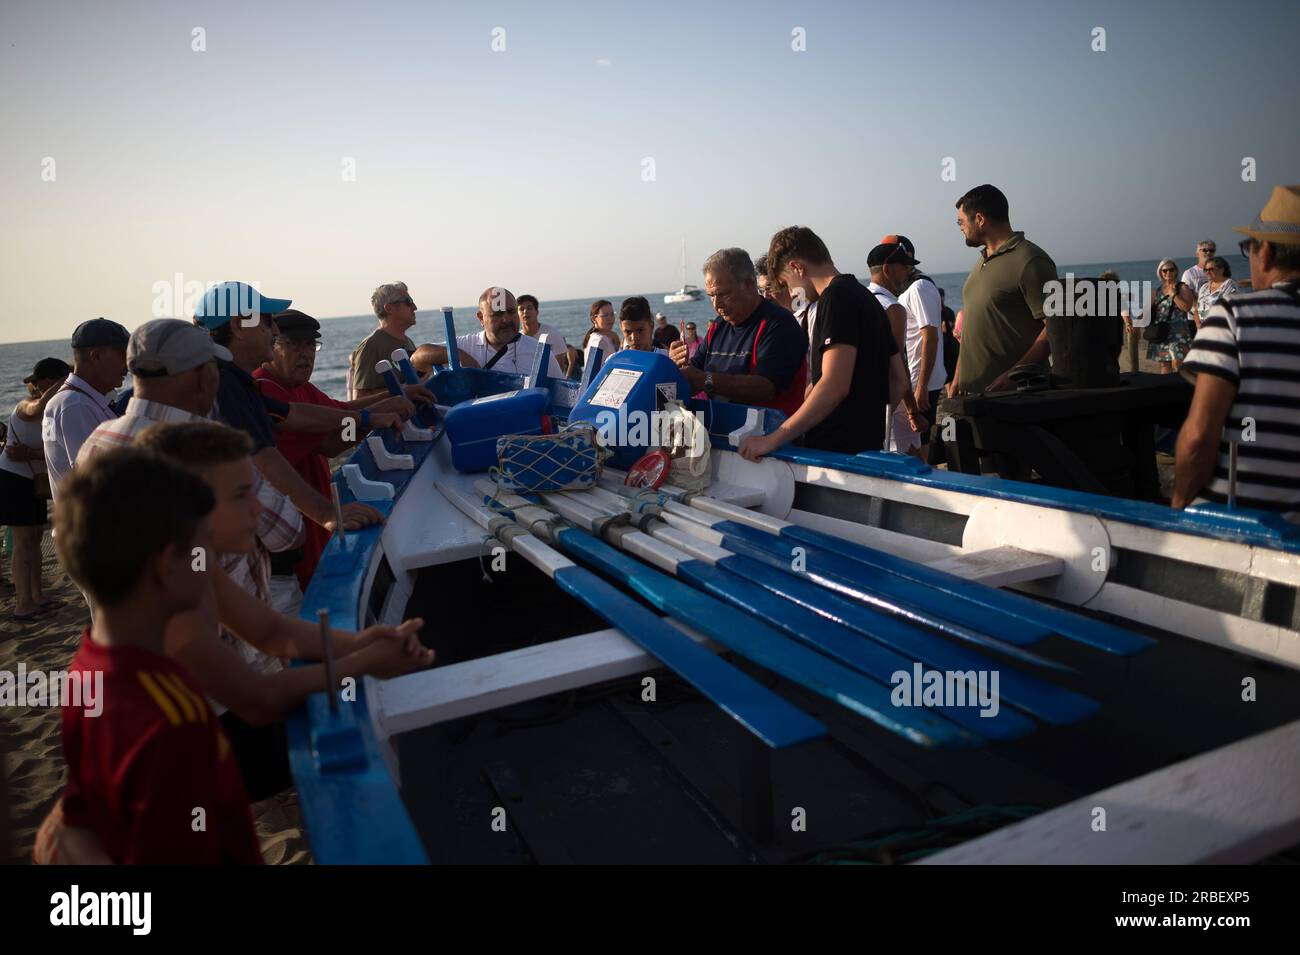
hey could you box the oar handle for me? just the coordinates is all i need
[391,348,439,429]
[442,307,460,371]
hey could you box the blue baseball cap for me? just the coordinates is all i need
[192,281,293,330]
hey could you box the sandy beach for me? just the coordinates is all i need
[1,536,312,865]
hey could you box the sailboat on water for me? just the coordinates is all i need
[664,238,703,304]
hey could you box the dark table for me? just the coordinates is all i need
[936,372,1193,500]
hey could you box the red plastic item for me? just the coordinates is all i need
[625,449,671,489]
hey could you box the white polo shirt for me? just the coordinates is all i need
[456,331,564,379]
[43,373,118,500]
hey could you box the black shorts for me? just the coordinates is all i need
[0,468,47,526]
[218,711,293,801]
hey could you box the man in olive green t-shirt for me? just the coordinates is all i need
[951,185,1059,395]
[350,282,419,400]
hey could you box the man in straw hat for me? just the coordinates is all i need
[1175,185,1300,521]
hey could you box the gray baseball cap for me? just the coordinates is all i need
[127,319,232,377]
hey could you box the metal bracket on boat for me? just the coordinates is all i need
[524,340,553,389]
[341,463,395,501]
[401,420,434,442]
[366,434,414,471]
[727,407,766,447]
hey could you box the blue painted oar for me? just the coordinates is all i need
[600,479,1155,657]
[556,490,1097,726]
[390,348,440,429]
[677,493,1155,657]
[474,483,1009,747]
[436,483,825,750]
[441,307,460,372]
[469,484,982,749]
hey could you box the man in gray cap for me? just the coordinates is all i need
[77,318,306,604]
[42,317,130,500]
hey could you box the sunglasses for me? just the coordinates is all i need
[1159,268,1176,274]
[1239,238,1255,258]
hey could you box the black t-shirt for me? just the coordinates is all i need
[690,298,805,393]
[803,274,898,454]
[652,324,681,348]
[216,359,290,453]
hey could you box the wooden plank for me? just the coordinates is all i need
[919,718,1300,864]
[373,622,715,737]
[928,546,1065,587]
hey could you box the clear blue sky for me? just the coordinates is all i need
[1,0,1296,343]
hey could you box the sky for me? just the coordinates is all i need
[1,0,1296,344]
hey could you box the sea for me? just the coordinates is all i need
[0,255,1250,415]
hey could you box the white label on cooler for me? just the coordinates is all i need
[589,369,642,408]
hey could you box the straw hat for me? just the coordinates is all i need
[1234,184,1300,244]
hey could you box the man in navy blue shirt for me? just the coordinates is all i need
[194,281,389,534]
[667,248,807,418]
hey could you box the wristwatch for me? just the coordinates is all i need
[703,371,715,396]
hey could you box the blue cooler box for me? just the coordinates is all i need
[568,351,689,470]
[444,387,550,472]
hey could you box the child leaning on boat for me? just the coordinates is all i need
[38,428,435,864]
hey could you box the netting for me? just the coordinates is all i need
[491,424,605,493]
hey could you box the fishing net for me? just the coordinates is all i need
[491,424,605,493]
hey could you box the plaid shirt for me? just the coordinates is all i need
[77,397,305,554]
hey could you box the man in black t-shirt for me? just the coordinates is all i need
[739,227,920,458]
[651,312,680,350]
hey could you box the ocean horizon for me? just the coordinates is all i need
[0,254,1249,414]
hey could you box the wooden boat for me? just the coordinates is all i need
[289,318,1300,864]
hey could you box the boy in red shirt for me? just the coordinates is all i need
[56,448,264,863]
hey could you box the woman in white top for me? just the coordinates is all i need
[0,358,70,619]
[1197,256,1240,327]
[581,299,620,366]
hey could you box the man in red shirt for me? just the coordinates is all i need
[254,310,419,588]
[56,448,264,864]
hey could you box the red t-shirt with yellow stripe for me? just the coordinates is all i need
[61,629,264,864]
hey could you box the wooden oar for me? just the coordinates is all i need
[471,481,999,747]
[435,482,824,750]
[549,488,1098,727]
[597,477,1156,657]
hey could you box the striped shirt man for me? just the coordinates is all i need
[1180,281,1300,520]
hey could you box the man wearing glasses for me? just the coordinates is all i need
[350,281,425,401]
[254,310,416,595]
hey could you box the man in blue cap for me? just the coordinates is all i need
[194,281,385,537]
[43,317,130,500]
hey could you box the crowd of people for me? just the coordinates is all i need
[0,182,1296,863]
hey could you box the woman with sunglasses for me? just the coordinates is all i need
[1146,259,1197,373]
[1197,256,1239,328]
